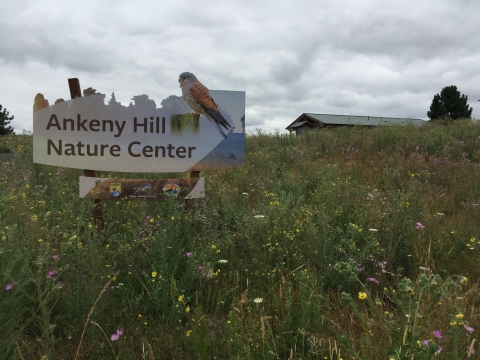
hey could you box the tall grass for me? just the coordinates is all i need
[0,120,479,359]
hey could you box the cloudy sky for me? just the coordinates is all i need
[1,0,479,133]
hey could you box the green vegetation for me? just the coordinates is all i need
[428,85,473,122]
[1,120,480,359]
[0,104,15,136]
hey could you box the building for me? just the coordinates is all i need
[286,113,426,134]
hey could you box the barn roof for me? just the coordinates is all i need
[286,113,426,130]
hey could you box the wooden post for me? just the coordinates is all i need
[68,78,105,230]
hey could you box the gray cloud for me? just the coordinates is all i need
[1,0,479,134]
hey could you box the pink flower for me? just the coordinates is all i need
[5,282,18,290]
[416,222,425,230]
[198,266,204,271]
[464,325,475,333]
[110,329,124,341]
[367,277,379,284]
[183,252,192,257]
[433,330,442,339]
[46,269,58,279]
[435,346,443,355]
[52,255,60,261]
[422,340,429,347]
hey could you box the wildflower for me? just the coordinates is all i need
[450,321,458,326]
[53,255,60,261]
[254,215,265,218]
[464,325,475,333]
[358,292,367,300]
[368,228,378,231]
[110,329,123,341]
[149,218,154,223]
[433,330,442,339]
[185,306,190,313]
[416,222,425,230]
[456,313,464,320]
[367,277,379,284]
[470,238,476,243]
[38,239,43,242]
[459,276,468,285]
[242,192,248,195]
[46,269,57,280]
[183,252,192,257]
[77,243,83,249]
[186,330,193,337]
[178,295,184,302]
[253,297,263,303]
[5,282,18,290]
[31,215,38,221]
[218,259,228,263]
[422,340,429,347]
[198,266,204,271]
[151,271,157,277]
[435,347,443,355]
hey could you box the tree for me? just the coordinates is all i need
[0,104,15,135]
[83,87,104,97]
[427,85,473,121]
[33,93,49,112]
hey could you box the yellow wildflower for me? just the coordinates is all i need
[358,292,367,300]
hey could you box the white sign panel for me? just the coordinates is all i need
[33,91,245,172]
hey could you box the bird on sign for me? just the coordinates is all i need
[178,72,231,139]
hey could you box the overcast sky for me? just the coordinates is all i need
[1,0,479,133]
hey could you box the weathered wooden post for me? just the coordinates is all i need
[68,78,105,230]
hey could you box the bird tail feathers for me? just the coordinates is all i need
[205,108,231,130]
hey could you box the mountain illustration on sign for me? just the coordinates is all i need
[178,72,232,139]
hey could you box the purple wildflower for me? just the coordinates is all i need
[46,269,58,280]
[416,222,425,230]
[422,340,429,347]
[110,329,124,341]
[433,330,442,339]
[367,277,380,284]
[198,266,204,271]
[53,255,60,261]
[183,252,192,257]
[464,325,475,333]
[435,346,443,355]
[5,282,18,290]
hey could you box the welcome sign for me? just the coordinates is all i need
[33,91,245,173]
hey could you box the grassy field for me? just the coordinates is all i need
[1,120,479,359]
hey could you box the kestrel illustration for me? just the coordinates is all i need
[134,183,152,194]
[178,72,231,139]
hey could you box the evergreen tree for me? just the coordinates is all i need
[0,104,14,135]
[427,85,473,121]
